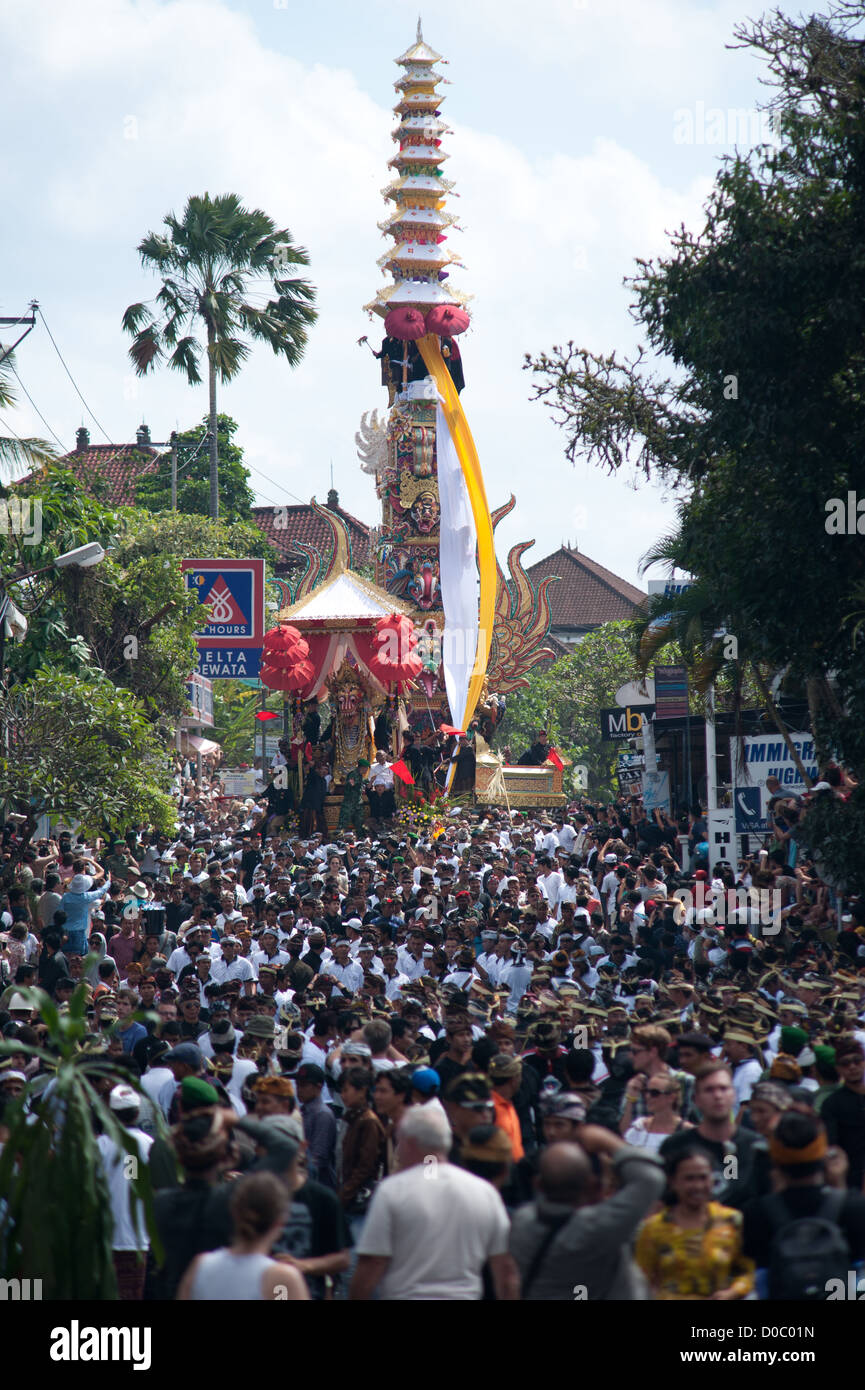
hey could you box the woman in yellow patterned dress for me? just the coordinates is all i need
[634,1148,755,1300]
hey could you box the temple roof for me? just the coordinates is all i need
[525,545,646,629]
[277,567,414,626]
[395,20,442,66]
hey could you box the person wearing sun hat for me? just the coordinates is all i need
[60,868,112,956]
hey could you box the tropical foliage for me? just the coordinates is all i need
[525,7,865,841]
[0,976,165,1298]
[0,668,176,838]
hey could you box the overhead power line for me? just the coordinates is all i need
[7,366,66,449]
[37,306,114,445]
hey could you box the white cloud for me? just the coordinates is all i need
[3,0,745,589]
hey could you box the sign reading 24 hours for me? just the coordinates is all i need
[181,558,265,647]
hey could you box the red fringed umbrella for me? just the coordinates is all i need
[367,612,423,689]
[384,306,427,340]
[425,304,470,336]
[260,624,315,693]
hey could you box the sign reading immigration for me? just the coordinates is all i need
[729,732,817,831]
[181,558,265,680]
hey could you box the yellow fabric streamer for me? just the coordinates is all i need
[416,333,495,733]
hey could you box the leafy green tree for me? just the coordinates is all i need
[0,669,176,843]
[134,414,256,524]
[123,192,317,521]
[498,623,648,797]
[115,507,275,566]
[0,977,166,1298]
[3,467,199,718]
[211,679,282,765]
[525,7,865,812]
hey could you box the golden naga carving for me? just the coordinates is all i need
[486,496,559,695]
[292,499,353,603]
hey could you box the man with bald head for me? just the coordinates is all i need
[509,1129,664,1300]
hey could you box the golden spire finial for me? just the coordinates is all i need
[417,16,423,43]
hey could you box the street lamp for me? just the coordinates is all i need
[0,542,107,677]
[53,542,106,570]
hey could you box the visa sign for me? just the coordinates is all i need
[600,705,656,742]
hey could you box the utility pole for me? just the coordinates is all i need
[170,431,178,511]
[0,303,37,368]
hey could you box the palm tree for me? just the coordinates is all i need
[0,975,167,1297]
[123,193,317,520]
[0,354,54,478]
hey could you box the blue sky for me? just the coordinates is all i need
[2,0,779,586]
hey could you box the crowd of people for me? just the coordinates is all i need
[1,747,864,1302]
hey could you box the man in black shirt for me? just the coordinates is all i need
[239,836,262,890]
[517,730,549,767]
[821,1038,865,1189]
[659,1060,769,1210]
[433,1020,474,1092]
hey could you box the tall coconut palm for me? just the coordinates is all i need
[122,193,317,520]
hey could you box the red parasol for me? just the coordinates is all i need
[367,612,423,688]
[384,306,428,340]
[425,304,470,336]
[260,624,315,694]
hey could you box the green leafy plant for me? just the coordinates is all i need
[0,977,166,1299]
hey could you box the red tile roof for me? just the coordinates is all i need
[45,448,374,575]
[252,502,373,573]
[57,444,163,506]
[526,545,646,629]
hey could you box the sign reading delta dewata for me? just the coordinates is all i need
[182,558,265,680]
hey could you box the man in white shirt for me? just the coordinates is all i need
[539,822,560,858]
[724,1032,764,1110]
[397,929,427,981]
[599,856,621,922]
[351,1105,517,1301]
[215,892,245,935]
[475,932,501,983]
[380,945,410,1001]
[367,751,395,823]
[536,859,564,916]
[210,937,256,995]
[556,817,577,854]
[164,926,210,979]
[498,946,534,1016]
[595,940,639,971]
[97,1085,154,1297]
[322,940,364,997]
[251,927,290,972]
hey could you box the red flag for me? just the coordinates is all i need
[254,710,279,722]
[547,746,564,771]
[439,723,465,736]
[390,759,415,785]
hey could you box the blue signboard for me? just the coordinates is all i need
[182,557,266,681]
[196,647,262,680]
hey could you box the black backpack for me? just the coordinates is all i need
[766,1189,849,1301]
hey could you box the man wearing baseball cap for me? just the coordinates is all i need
[97,1084,155,1300]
